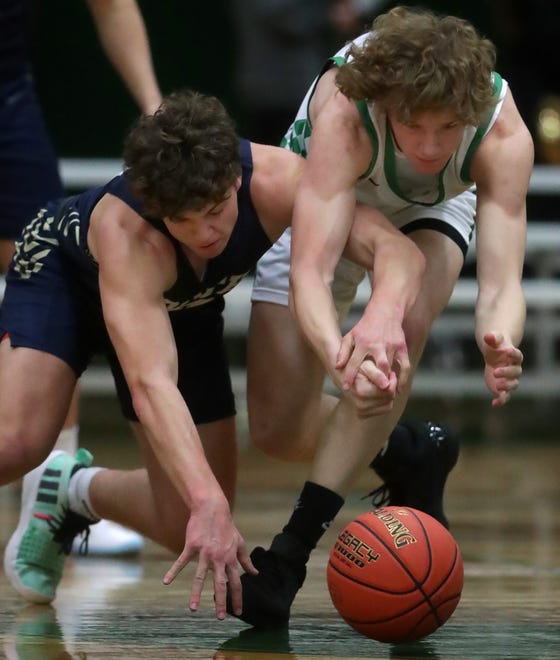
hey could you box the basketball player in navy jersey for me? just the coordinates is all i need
[0,89,426,619]
[0,0,161,555]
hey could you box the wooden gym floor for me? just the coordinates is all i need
[0,395,559,659]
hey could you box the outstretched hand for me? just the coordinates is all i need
[481,331,523,407]
[162,506,257,620]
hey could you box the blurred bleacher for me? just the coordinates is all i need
[1,160,558,398]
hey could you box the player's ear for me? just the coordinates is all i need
[234,176,242,192]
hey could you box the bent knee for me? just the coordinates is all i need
[248,400,300,454]
[0,429,50,485]
[249,414,318,462]
[403,311,435,356]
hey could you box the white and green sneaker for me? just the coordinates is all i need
[3,449,95,604]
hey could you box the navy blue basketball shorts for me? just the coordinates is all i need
[0,74,64,240]
[0,236,236,425]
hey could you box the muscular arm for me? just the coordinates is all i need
[471,89,534,405]
[86,0,162,114]
[341,205,425,391]
[89,195,252,617]
[289,92,370,382]
[91,197,216,506]
[289,90,424,405]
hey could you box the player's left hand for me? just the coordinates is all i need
[350,363,398,417]
[336,313,410,392]
[481,331,523,407]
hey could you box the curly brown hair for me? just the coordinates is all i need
[123,90,241,219]
[336,6,497,125]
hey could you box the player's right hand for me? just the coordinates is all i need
[350,365,398,417]
[336,314,410,394]
[162,502,257,620]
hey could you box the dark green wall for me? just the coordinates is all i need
[30,1,555,163]
[31,1,497,159]
[30,0,236,157]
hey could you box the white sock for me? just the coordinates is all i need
[68,466,103,522]
[54,425,79,454]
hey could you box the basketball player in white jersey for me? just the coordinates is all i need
[232,6,533,628]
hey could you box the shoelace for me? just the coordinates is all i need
[47,507,92,556]
[364,483,391,507]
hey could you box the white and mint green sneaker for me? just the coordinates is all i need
[3,449,95,604]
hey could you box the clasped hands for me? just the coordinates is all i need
[330,315,410,417]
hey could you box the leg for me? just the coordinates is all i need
[247,301,336,462]
[0,337,77,482]
[311,229,465,492]
[0,337,86,603]
[248,239,457,483]
[0,238,15,273]
[88,416,238,553]
[232,231,465,627]
[3,234,138,558]
[2,248,137,556]
[5,411,238,603]
[248,273,459,522]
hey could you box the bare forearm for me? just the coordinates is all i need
[343,204,425,321]
[86,0,161,114]
[475,281,526,350]
[367,234,425,321]
[132,379,226,510]
[289,269,342,374]
[289,188,357,375]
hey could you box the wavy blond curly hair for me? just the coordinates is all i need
[336,6,497,125]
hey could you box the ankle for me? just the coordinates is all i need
[67,467,103,522]
[270,532,310,565]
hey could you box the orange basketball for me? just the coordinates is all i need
[327,506,463,643]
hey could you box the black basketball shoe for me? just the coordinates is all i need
[368,421,459,529]
[226,539,306,629]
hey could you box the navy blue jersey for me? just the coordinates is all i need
[0,2,64,239]
[13,138,271,312]
[0,138,268,424]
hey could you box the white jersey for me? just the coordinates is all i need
[253,32,507,312]
[282,33,507,219]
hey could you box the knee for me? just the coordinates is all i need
[403,309,434,357]
[0,428,47,485]
[248,395,318,462]
[248,408,288,458]
[247,366,326,461]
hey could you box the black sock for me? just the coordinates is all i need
[369,423,415,469]
[270,481,344,563]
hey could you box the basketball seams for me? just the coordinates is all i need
[404,509,463,628]
[339,591,439,627]
[327,557,420,596]
[327,507,463,642]
[330,512,440,628]
[355,514,432,593]
[425,545,463,607]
